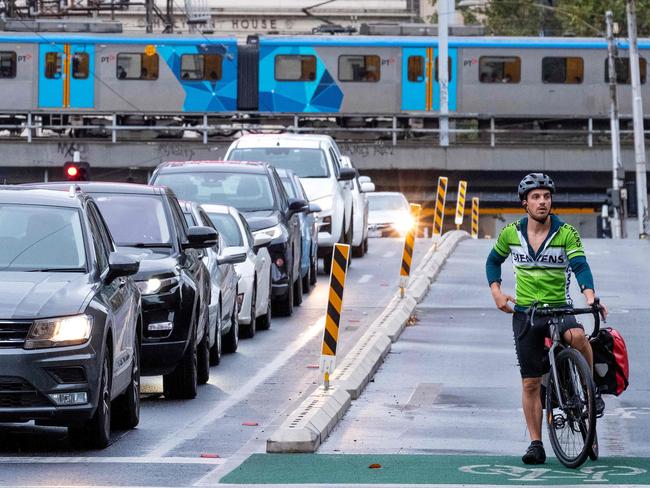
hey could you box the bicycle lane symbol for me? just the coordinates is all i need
[459,464,647,483]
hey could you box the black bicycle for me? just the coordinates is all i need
[522,300,602,469]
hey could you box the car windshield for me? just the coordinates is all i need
[207,213,243,247]
[93,194,172,247]
[368,194,409,212]
[0,204,86,272]
[154,172,275,212]
[280,177,297,198]
[229,148,330,178]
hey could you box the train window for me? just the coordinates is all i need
[72,53,89,80]
[45,52,62,79]
[434,57,453,82]
[116,53,159,80]
[0,52,16,78]
[407,56,424,82]
[180,54,223,81]
[604,57,647,84]
[275,55,317,81]
[542,57,583,84]
[479,56,520,83]
[338,55,381,82]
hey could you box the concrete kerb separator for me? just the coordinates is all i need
[266,230,470,453]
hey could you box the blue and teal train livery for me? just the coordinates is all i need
[0,32,648,117]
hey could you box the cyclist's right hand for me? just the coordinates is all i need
[492,290,516,314]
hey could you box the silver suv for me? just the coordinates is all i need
[226,134,355,272]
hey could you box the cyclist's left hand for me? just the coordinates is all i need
[586,296,608,320]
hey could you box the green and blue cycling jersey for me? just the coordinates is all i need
[486,214,594,312]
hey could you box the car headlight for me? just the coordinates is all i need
[394,215,416,235]
[24,314,93,349]
[136,276,178,295]
[252,223,283,242]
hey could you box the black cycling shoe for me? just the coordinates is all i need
[522,440,546,465]
[595,389,605,418]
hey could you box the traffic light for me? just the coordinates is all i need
[63,161,90,181]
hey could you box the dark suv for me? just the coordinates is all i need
[0,187,141,448]
[26,183,216,400]
[150,161,308,316]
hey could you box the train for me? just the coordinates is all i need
[0,31,649,119]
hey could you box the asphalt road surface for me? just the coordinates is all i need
[0,236,432,487]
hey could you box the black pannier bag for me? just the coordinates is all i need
[590,327,629,396]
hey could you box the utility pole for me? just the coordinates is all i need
[145,0,153,33]
[606,11,624,239]
[438,0,452,147]
[626,0,649,238]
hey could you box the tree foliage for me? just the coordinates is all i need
[460,0,650,37]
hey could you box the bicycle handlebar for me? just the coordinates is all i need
[518,298,602,340]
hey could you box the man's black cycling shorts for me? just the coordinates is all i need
[512,311,584,378]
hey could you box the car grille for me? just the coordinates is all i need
[0,377,51,408]
[0,321,32,348]
[47,367,87,384]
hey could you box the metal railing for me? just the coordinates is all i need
[0,111,648,147]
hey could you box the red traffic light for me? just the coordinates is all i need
[63,162,90,181]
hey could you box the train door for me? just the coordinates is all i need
[38,44,94,109]
[401,46,457,111]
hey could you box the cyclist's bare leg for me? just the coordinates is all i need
[563,328,593,371]
[522,377,543,441]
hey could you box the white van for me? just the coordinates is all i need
[225,134,354,272]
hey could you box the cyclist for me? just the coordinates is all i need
[485,173,608,465]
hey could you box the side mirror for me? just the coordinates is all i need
[217,248,247,265]
[360,181,375,193]
[105,252,139,283]
[338,167,356,181]
[184,226,218,250]
[307,203,321,214]
[288,198,309,216]
[358,175,372,184]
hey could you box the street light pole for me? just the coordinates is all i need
[606,11,623,239]
[626,0,649,238]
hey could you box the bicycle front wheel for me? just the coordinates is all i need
[546,348,597,468]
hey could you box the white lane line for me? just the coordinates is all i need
[382,251,396,258]
[147,315,326,458]
[0,456,225,465]
[358,274,373,284]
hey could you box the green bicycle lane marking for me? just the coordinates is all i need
[221,454,650,485]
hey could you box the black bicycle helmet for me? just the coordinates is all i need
[518,173,556,200]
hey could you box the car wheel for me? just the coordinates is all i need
[113,335,140,430]
[323,252,332,275]
[241,284,257,339]
[293,269,303,306]
[363,236,369,255]
[70,349,112,448]
[352,243,364,258]
[256,285,272,331]
[302,259,312,293]
[209,302,222,366]
[197,314,210,385]
[223,297,239,353]
[309,253,317,286]
[273,272,294,317]
[163,323,198,400]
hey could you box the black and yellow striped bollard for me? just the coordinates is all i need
[471,197,480,239]
[399,203,422,297]
[320,243,350,390]
[432,176,448,239]
[454,180,467,230]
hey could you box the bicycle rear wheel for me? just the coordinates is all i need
[546,348,596,469]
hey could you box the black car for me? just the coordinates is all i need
[150,161,308,316]
[0,187,141,448]
[26,183,217,399]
